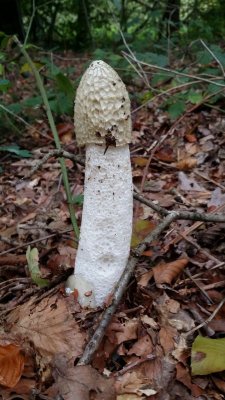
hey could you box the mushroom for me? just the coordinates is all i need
[66,60,133,307]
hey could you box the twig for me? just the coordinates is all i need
[194,171,225,192]
[0,104,52,140]
[132,79,202,114]
[184,268,213,305]
[134,192,225,223]
[178,233,221,264]
[185,297,225,337]
[0,228,73,256]
[123,51,225,88]
[23,149,84,179]
[166,202,225,248]
[200,39,225,79]
[24,0,36,46]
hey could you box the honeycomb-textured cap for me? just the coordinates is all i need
[74,60,131,146]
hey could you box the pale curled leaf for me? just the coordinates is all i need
[26,246,49,287]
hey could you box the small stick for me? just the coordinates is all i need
[23,149,84,179]
[194,171,225,192]
[134,192,225,223]
[185,298,225,337]
[0,228,73,256]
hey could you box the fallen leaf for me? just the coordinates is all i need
[178,172,206,191]
[153,258,188,285]
[131,220,156,248]
[176,363,203,397]
[159,326,177,354]
[52,364,116,400]
[26,246,49,287]
[191,336,225,375]
[184,133,197,143]
[7,294,85,370]
[176,157,197,171]
[128,334,153,356]
[141,315,159,330]
[115,320,139,345]
[137,270,153,287]
[0,344,25,388]
[132,156,148,167]
[155,145,175,162]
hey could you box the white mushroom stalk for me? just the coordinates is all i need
[66,60,133,307]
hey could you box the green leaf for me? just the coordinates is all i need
[206,81,225,95]
[26,246,49,288]
[167,100,186,119]
[0,63,4,75]
[20,61,43,75]
[0,145,31,158]
[136,52,168,67]
[7,102,22,114]
[22,95,43,108]
[55,72,74,100]
[0,78,11,92]
[191,335,225,375]
[49,92,73,115]
[187,91,203,104]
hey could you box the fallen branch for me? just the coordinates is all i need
[134,192,225,223]
[23,149,84,179]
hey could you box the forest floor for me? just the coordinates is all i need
[1,51,225,400]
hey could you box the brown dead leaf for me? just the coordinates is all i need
[159,326,177,354]
[176,363,203,397]
[176,157,197,171]
[141,315,159,330]
[142,249,154,257]
[115,370,151,395]
[0,343,25,388]
[132,156,148,167]
[114,320,139,345]
[212,375,225,394]
[155,145,175,162]
[116,353,175,395]
[137,270,153,287]
[184,133,197,143]
[128,334,153,356]
[50,364,116,400]
[6,294,85,367]
[153,258,188,285]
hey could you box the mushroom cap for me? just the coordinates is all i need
[74,60,131,146]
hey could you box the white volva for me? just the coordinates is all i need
[66,60,133,307]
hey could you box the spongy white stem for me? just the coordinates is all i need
[74,144,133,307]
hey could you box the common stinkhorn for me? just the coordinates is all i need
[66,60,133,307]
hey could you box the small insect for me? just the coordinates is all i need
[104,132,117,154]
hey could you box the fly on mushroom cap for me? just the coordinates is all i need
[74,60,131,147]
